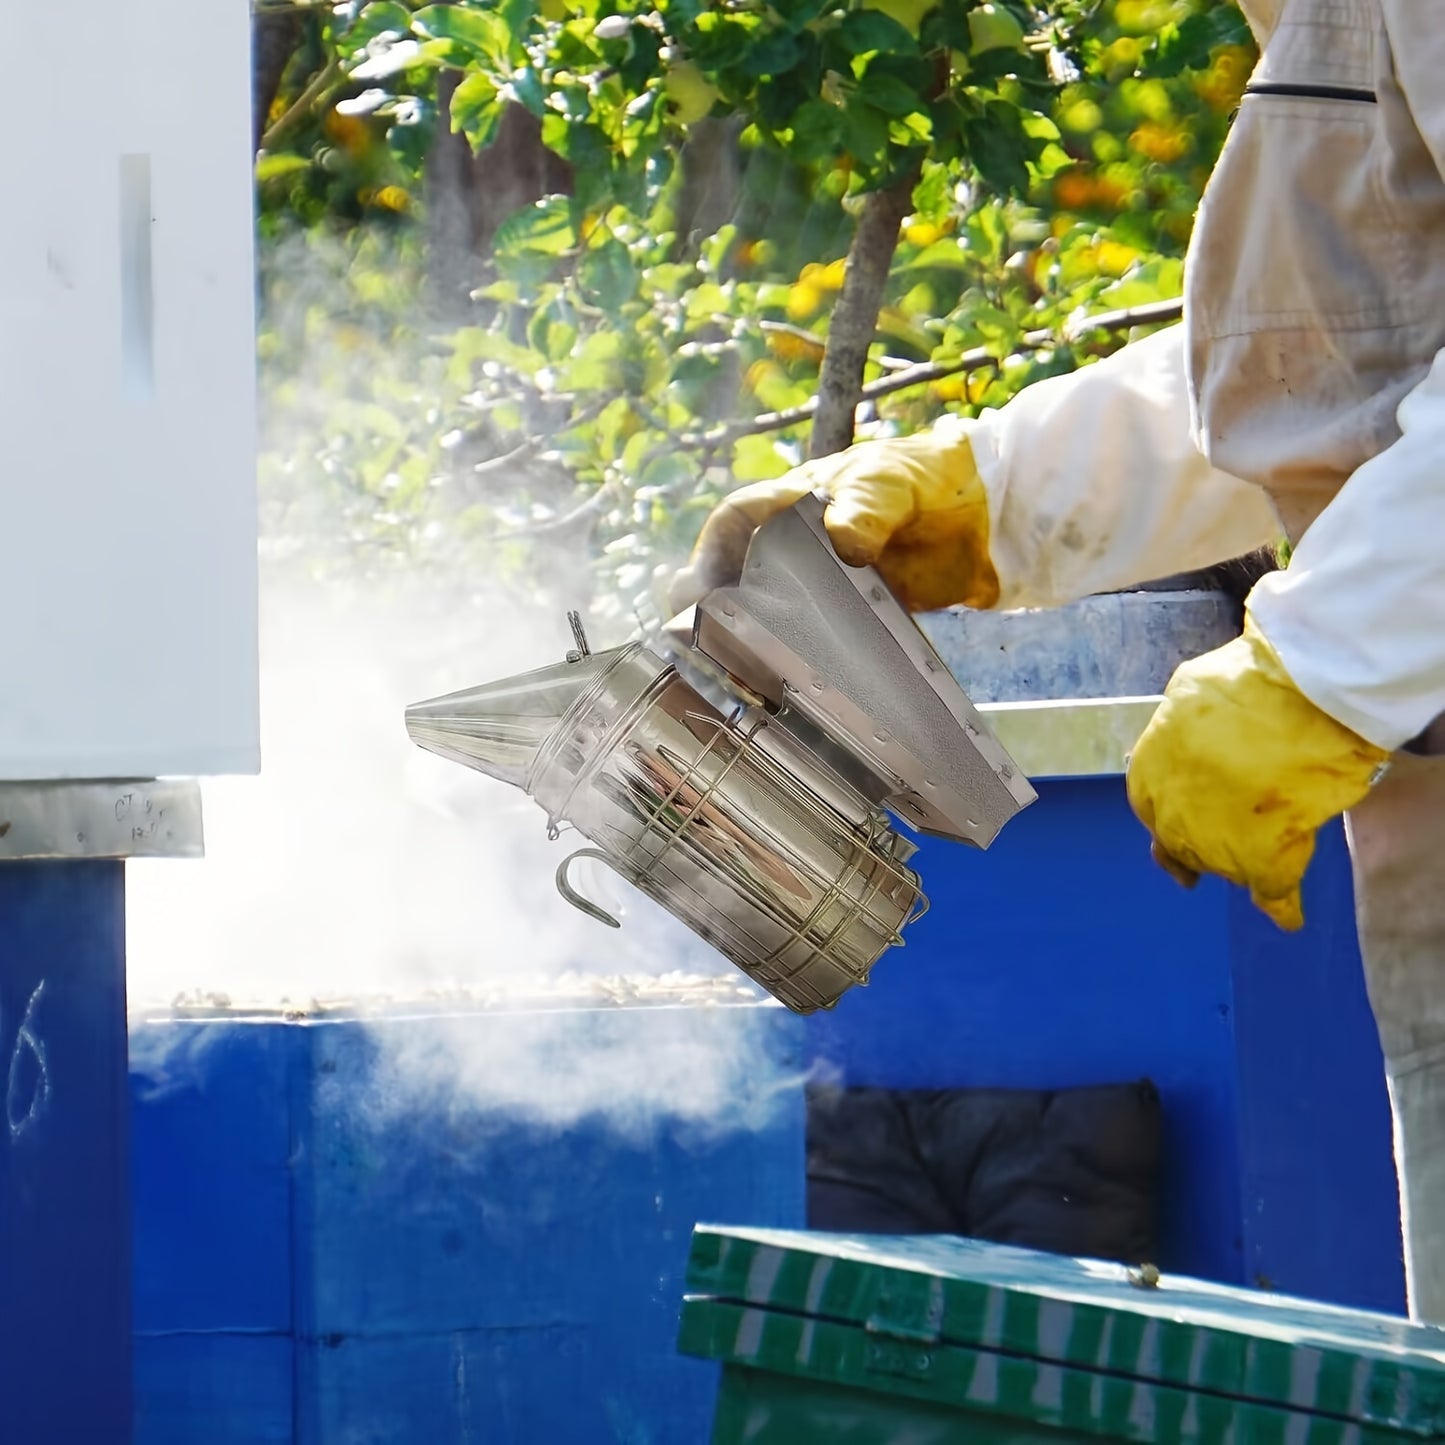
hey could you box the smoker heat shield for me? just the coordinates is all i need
[405,498,1035,1014]
[683,494,1036,845]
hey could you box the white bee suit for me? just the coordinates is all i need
[941,0,1445,1318]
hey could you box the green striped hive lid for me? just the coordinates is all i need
[682,1226,1445,1436]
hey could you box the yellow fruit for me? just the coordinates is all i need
[1053,171,1094,210]
[967,4,1025,54]
[904,221,942,247]
[818,257,848,291]
[1095,239,1140,276]
[372,185,411,213]
[663,61,721,125]
[1193,44,1253,113]
[786,282,824,321]
[929,375,967,401]
[766,329,827,364]
[1104,35,1143,69]
[324,111,372,155]
[1129,120,1191,165]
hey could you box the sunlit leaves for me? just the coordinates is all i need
[450,70,504,147]
[411,5,512,67]
[255,0,1256,624]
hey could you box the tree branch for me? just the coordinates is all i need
[495,483,618,538]
[677,296,1183,450]
[808,166,921,460]
[260,58,343,154]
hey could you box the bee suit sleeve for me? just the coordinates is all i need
[1246,10,1445,753]
[956,323,1282,610]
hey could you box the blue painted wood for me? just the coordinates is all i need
[294,1007,805,1345]
[0,861,130,1445]
[296,1327,730,1445]
[134,1334,293,1445]
[131,1020,294,1335]
[805,777,1403,1309]
[130,1004,807,1444]
[1228,820,1405,1312]
[807,778,1246,1286]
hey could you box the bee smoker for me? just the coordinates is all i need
[405,498,1035,1014]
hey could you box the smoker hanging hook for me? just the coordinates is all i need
[555,847,642,929]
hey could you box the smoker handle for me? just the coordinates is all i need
[555,848,642,930]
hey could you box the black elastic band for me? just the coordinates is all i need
[1243,81,1377,103]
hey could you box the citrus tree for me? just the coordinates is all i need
[254,0,1253,632]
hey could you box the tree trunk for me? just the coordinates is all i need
[252,10,303,154]
[426,85,573,318]
[672,116,744,258]
[808,166,919,459]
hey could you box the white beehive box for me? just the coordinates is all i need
[0,1,259,779]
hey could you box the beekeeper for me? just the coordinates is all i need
[669,2,1445,1321]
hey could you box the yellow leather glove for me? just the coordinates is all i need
[667,429,1001,616]
[1126,614,1390,931]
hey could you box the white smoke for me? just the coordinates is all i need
[126,570,722,1009]
[121,217,811,1134]
[123,494,802,1135]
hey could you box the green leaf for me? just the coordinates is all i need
[450,71,504,149]
[493,196,577,256]
[563,331,626,391]
[911,161,951,218]
[256,154,312,182]
[862,73,926,117]
[343,2,415,57]
[964,202,1008,264]
[499,0,537,40]
[785,98,844,162]
[684,282,731,321]
[527,301,580,363]
[735,30,802,79]
[579,240,640,312]
[964,101,1034,196]
[639,451,697,491]
[412,4,510,65]
[842,101,890,173]
[510,65,548,118]
[448,328,546,384]
[838,9,918,57]
[387,96,436,171]
[688,13,762,69]
[1152,7,1251,79]
[595,396,635,461]
[897,237,968,271]
[731,434,793,481]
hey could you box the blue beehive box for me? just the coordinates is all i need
[131,997,807,1444]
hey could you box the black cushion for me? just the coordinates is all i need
[806,1080,1161,1264]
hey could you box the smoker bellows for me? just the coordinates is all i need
[405,498,1035,1013]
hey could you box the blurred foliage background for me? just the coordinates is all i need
[252,0,1254,636]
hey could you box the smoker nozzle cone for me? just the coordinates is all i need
[405,652,617,790]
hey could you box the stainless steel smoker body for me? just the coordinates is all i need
[406,498,1035,1013]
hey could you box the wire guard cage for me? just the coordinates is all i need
[533,648,928,1015]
